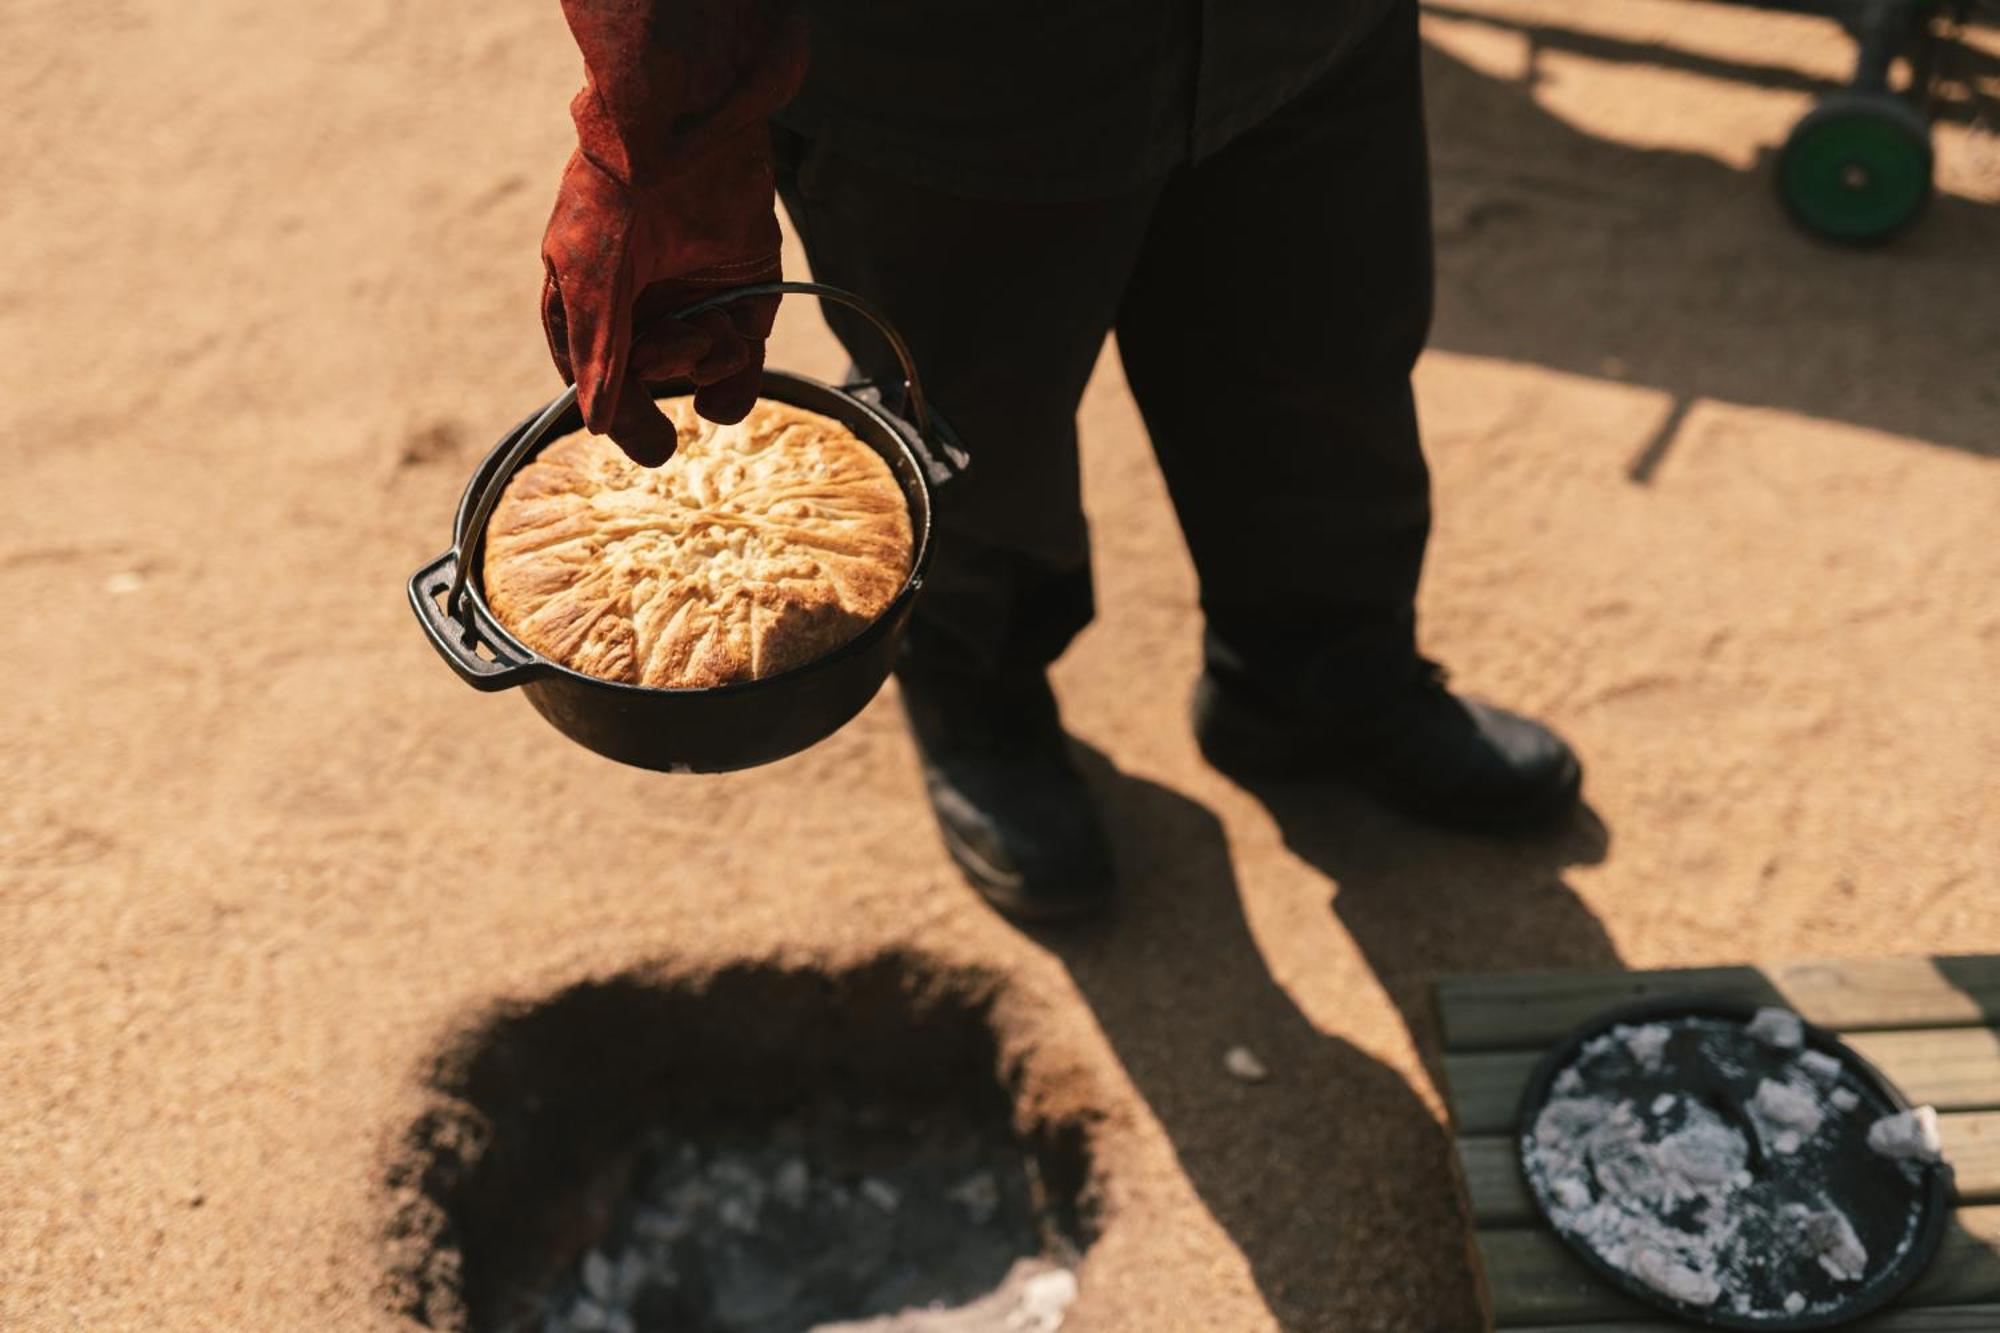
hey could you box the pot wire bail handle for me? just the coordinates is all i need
[676,281,932,436]
[443,280,950,619]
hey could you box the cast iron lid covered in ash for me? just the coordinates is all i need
[1516,997,1953,1329]
[407,282,968,775]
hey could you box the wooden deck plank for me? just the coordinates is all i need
[1502,1309,2000,1331]
[1446,1027,2000,1136]
[1480,1205,2000,1325]
[1438,956,2000,1053]
[1460,1110,2000,1226]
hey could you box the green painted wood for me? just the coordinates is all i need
[1460,1110,2000,1226]
[1480,1205,2000,1325]
[1446,1027,2000,1136]
[1438,956,2000,1053]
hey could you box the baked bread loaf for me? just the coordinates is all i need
[482,397,912,688]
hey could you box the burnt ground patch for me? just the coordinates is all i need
[381,954,1096,1332]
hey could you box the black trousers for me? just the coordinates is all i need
[774,3,1433,706]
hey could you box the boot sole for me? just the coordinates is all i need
[1192,675,1584,836]
[934,815,1114,922]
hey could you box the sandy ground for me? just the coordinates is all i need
[3,0,1997,1329]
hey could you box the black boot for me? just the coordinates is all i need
[1193,650,1582,834]
[898,667,1115,920]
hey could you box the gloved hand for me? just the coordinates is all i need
[543,2,807,465]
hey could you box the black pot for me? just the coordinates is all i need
[1516,997,1952,1329]
[407,282,967,773]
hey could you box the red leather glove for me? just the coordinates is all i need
[543,2,806,465]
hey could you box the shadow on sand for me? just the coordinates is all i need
[1418,16,2000,472]
[1247,776,1615,1092]
[1030,749,1615,1329]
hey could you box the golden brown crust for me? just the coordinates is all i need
[481,397,912,688]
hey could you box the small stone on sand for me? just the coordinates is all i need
[1223,1046,1269,1083]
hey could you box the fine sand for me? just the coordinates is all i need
[3,1,1997,1328]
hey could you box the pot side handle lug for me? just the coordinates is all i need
[845,380,970,489]
[406,550,543,692]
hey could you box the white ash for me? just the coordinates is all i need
[535,1097,1079,1333]
[950,1171,1002,1225]
[1526,1095,1750,1306]
[1587,1023,1675,1071]
[1787,1203,1869,1282]
[1796,1049,1844,1088]
[1654,1119,1752,1187]
[1830,1087,1861,1112]
[1013,1268,1079,1333]
[1650,1093,1677,1116]
[1750,1078,1825,1153]
[1622,1024,1673,1070]
[581,1250,615,1304]
[1867,1106,1943,1163]
[1551,1175,1592,1211]
[819,1260,1077,1333]
[1630,1244,1723,1307]
[716,1192,759,1232]
[612,1251,647,1306]
[773,1157,810,1209]
[1783,1291,1806,1315]
[631,1205,688,1243]
[1746,1008,1805,1050]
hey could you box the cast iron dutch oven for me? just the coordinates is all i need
[1516,997,1952,1329]
[407,282,967,773]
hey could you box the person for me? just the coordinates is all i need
[539,0,1583,920]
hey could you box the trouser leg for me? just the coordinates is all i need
[1113,1,1435,709]
[773,130,1161,680]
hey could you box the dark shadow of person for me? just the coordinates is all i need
[1233,774,1618,1094]
[1031,748,1488,1330]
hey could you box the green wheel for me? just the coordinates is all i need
[1777,93,1934,245]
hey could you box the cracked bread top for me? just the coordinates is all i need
[482,396,912,688]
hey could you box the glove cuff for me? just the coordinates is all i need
[562,4,806,186]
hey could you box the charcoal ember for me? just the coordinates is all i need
[531,1091,1080,1332]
